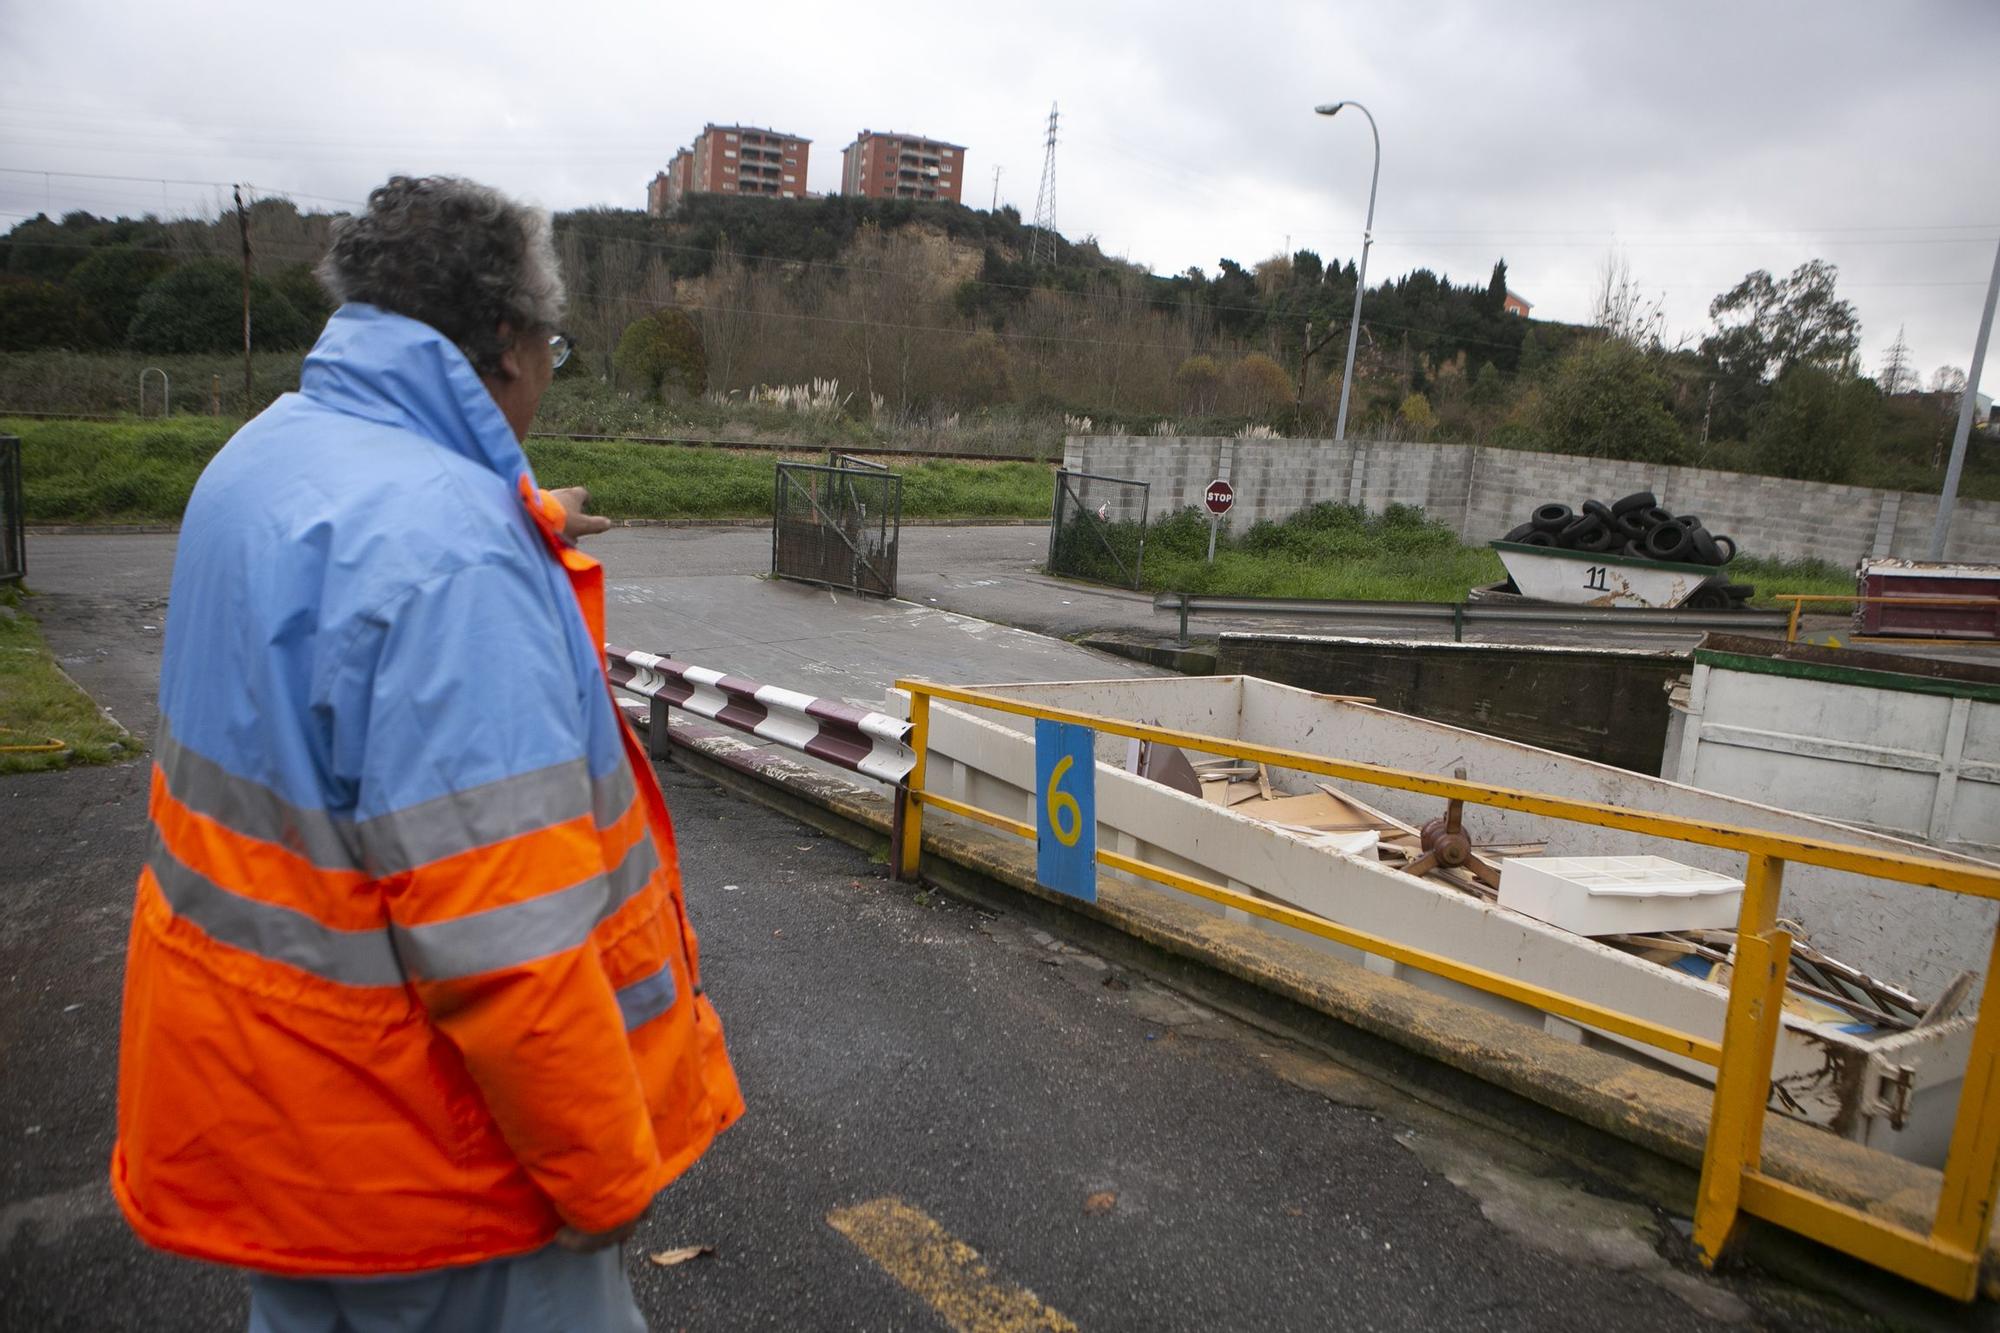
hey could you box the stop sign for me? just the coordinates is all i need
[1204,479,1235,516]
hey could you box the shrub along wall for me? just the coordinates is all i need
[1065,435,2000,567]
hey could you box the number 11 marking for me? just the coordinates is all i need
[1584,565,1609,591]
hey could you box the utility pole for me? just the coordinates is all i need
[234,185,253,413]
[990,165,1002,212]
[1930,234,2000,560]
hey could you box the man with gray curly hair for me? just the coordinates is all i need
[112,176,744,1333]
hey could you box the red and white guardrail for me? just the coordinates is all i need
[606,646,917,784]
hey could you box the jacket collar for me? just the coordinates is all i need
[298,304,534,490]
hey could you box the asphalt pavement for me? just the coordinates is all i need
[0,525,1943,1330]
[7,751,1872,1331]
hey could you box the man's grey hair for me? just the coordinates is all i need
[317,175,565,376]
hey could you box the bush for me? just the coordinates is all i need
[612,307,708,400]
[1173,354,1221,414]
[950,332,1014,408]
[1228,353,1293,416]
[0,278,107,351]
[64,248,175,341]
[127,259,315,354]
[270,263,334,338]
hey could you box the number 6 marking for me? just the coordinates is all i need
[1046,754,1083,847]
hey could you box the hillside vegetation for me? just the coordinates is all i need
[3,193,1993,496]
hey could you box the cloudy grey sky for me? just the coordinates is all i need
[4,0,1997,388]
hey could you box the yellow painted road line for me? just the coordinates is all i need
[827,1196,1078,1333]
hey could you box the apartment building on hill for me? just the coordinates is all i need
[839,130,965,203]
[647,124,811,215]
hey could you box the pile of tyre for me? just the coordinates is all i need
[1503,490,1738,566]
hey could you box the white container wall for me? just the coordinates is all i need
[1665,643,2000,862]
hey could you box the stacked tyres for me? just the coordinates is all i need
[1499,491,1754,607]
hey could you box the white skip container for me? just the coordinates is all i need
[1497,855,1745,937]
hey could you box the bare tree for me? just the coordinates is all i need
[1591,250,1669,350]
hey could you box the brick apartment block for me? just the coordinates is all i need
[648,124,810,214]
[839,130,965,203]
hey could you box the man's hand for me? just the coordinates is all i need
[554,1198,651,1252]
[547,486,613,541]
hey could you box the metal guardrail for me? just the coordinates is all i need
[606,646,917,784]
[1775,593,2000,645]
[891,677,2000,1301]
[0,434,23,586]
[1155,590,1792,643]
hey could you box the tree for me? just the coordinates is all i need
[1591,251,1667,349]
[1702,259,1860,386]
[1483,259,1508,316]
[1750,364,1876,483]
[1518,328,1548,377]
[1878,325,1917,395]
[1537,338,1686,463]
[1470,360,1506,407]
[126,259,314,354]
[1931,365,1968,398]
[270,263,333,337]
[612,307,708,399]
[65,247,175,341]
[1173,354,1222,414]
[1227,353,1293,416]
[0,277,107,350]
[950,331,1014,407]
[1397,391,1436,431]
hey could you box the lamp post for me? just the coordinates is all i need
[1315,100,1379,444]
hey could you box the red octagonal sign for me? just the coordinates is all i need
[1204,479,1235,516]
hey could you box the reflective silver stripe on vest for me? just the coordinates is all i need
[391,835,662,982]
[358,758,641,877]
[614,964,678,1031]
[358,759,593,876]
[155,723,361,871]
[146,835,405,988]
[155,720,640,879]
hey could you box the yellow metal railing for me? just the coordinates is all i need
[893,677,2000,1301]
[1775,592,2000,644]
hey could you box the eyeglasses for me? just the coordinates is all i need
[547,331,573,370]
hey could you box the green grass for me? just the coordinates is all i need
[0,587,134,773]
[1104,502,1509,602]
[14,416,233,523]
[1060,501,1858,607]
[1727,555,1856,612]
[3,417,1055,524]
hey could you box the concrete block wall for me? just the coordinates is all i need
[1064,435,2000,566]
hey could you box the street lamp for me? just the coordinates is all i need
[1316,100,1379,444]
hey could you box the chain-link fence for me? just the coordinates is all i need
[0,436,23,586]
[772,459,902,597]
[1046,470,1150,589]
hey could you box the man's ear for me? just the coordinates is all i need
[492,325,522,383]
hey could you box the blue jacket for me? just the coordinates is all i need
[163,302,623,827]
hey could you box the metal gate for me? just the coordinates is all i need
[772,457,902,597]
[0,435,23,586]
[1047,469,1150,589]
